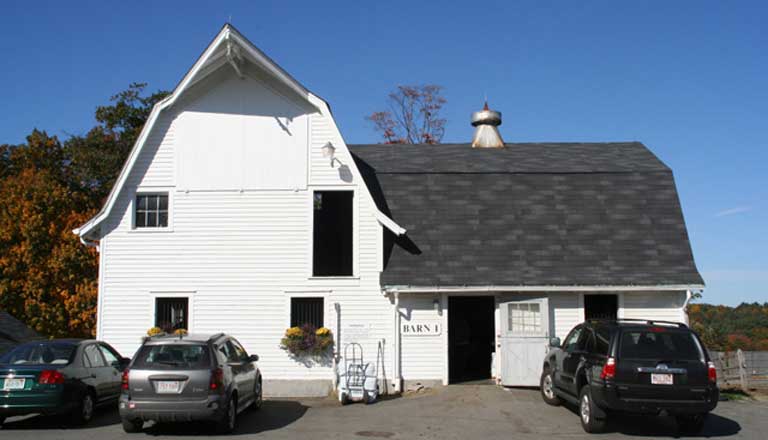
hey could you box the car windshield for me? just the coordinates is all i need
[619,329,702,361]
[133,344,210,369]
[0,342,76,365]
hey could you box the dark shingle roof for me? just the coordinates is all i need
[350,142,703,288]
[0,311,42,354]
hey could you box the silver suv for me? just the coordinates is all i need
[119,333,262,434]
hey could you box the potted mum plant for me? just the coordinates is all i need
[280,324,334,358]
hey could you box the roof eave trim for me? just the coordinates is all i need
[74,24,317,239]
[375,210,406,236]
[383,284,705,294]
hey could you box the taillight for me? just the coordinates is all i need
[210,368,224,391]
[39,369,65,384]
[121,369,130,390]
[708,361,717,383]
[600,357,616,380]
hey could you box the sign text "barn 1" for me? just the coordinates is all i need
[402,322,441,336]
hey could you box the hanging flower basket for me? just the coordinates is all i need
[280,324,334,357]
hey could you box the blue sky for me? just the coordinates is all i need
[1,1,765,306]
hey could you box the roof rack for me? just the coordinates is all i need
[588,318,687,328]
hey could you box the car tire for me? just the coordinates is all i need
[251,380,263,411]
[121,418,143,433]
[216,395,237,434]
[0,416,5,426]
[676,413,707,435]
[540,367,562,406]
[71,390,96,426]
[579,385,607,433]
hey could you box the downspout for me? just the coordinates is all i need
[392,291,402,393]
[682,289,699,326]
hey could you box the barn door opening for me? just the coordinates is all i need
[448,296,495,383]
[584,294,618,320]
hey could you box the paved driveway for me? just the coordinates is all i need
[1,385,763,439]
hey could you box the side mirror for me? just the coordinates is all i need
[549,337,561,348]
[248,354,259,363]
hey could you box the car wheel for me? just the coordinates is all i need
[0,416,5,426]
[540,367,562,406]
[252,381,263,411]
[121,418,143,433]
[676,413,707,435]
[217,395,237,434]
[579,385,607,433]
[71,390,95,425]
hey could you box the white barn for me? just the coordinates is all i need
[74,25,704,396]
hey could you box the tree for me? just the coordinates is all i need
[0,131,98,337]
[0,83,168,338]
[367,85,447,144]
[65,82,168,206]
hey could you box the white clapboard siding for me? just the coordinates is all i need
[97,72,393,383]
[622,291,686,323]
[399,295,444,380]
[549,293,581,340]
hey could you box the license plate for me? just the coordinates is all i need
[155,381,181,393]
[3,378,26,390]
[651,373,673,385]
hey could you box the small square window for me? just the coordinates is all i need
[135,194,169,228]
[290,297,324,329]
[155,297,188,331]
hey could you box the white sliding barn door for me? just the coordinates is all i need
[499,297,550,386]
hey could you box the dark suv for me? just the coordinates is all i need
[119,333,262,434]
[540,320,718,434]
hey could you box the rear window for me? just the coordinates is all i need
[133,344,211,370]
[0,342,76,365]
[619,329,702,361]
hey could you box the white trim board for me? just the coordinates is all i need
[384,285,702,294]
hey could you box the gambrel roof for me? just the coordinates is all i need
[351,142,704,289]
[74,24,402,240]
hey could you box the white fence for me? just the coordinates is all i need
[710,350,768,390]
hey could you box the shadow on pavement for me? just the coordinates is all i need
[144,400,308,436]
[1,406,120,430]
[564,403,741,437]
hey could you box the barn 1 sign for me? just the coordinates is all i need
[402,321,442,336]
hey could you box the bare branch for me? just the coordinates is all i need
[366,84,447,144]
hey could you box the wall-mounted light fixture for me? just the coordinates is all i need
[321,142,337,167]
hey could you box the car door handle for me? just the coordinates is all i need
[91,374,98,378]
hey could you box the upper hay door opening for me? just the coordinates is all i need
[471,102,504,148]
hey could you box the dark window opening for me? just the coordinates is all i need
[448,296,495,383]
[136,194,168,228]
[291,297,324,328]
[584,294,618,321]
[313,191,353,276]
[155,297,188,331]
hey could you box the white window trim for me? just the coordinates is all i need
[130,188,174,232]
[307,187,358,279]
[284,290,330,330]
[149,291,195,332]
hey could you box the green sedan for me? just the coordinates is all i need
[0,339,129,426]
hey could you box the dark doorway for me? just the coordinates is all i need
[584,294,618,320]
[313,191,353,276]
[448,296,495,383]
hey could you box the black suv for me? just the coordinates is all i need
[540,319,718,434]
[120,333,262,434]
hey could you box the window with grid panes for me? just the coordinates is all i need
[135,194,168,228]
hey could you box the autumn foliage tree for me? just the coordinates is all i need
[689,302,768,351]
[367,85,447,144]
[0,84,167,338]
